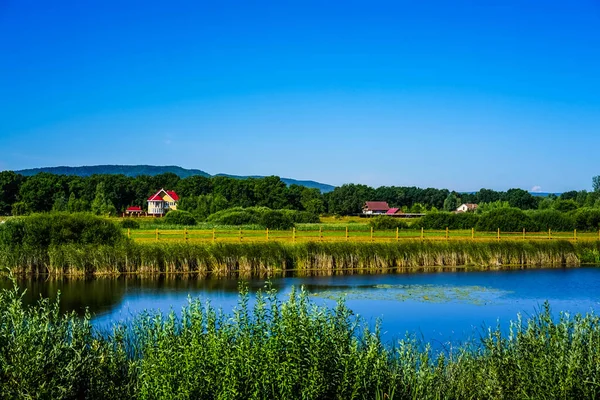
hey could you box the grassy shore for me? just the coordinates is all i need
[2,240,599,276]
[1,281,599,399]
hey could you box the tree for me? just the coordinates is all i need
[0,171,24,215]
[593,176,600,192]
[503,188,538,210]
[443,193,461,212]
[91,183,117,216]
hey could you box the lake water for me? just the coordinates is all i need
[4,267,600,346]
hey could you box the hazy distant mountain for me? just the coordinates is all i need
[14,165,336,193]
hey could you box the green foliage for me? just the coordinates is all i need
[442,193,461,211]
[120,219,140,229]
[2,281,600,398]
[0,213,125,250]
[164,210,197,226]
[368,216,409,230]
[0,171,24,215]
[476,208,537,232]
[207,207,317,228]
[572,208,600,231]
[91,183,117,216]
[553,199,579,213]
[594,175,600,192]
[11,201,31,216]
[419,212,479,230]
[503,188,539,210]
[528,209,575,232]
[476,200,510,214]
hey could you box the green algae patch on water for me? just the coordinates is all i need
[310,283,511,305]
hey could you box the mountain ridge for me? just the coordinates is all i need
[13,165,336,193]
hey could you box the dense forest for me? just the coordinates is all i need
[1,171,600,222]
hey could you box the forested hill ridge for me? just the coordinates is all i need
[14,165,335,193]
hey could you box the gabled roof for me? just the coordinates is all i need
[386,208,400,215]
[147,189,180,202]
[364,201,390,211]
[166,191,179,201]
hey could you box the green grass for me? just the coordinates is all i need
[1,280,600,399]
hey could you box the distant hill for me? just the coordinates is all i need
[14,165,336,193]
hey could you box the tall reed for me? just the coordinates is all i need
[0,240,594,277]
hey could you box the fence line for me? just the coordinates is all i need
[127,227,600,244]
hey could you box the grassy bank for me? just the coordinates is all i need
[2,240,599,276]
[1,282,599,399]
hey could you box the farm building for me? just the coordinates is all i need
[386,208,403,215]
[456,203,478,213]
[124,206,144,217]
[363,201,390,215]
[148,189,179,216]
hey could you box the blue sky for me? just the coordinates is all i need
[1,0,599,192]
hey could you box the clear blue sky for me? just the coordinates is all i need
[1,0,599,192]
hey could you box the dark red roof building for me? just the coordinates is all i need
[363,201,390,214]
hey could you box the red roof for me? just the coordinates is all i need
[148,189,180,201]
[364,201,390,211]
[386,208,400,215]
[126,206,142,212]
[166,191,179,201]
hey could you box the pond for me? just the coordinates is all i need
[3,266,600,346]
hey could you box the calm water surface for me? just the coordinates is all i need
[4,267,600,345]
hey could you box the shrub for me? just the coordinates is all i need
[368,216,408,230]
[0,213,124,249]
[259,210,295,230]
[164,210,197,226]
[476,208,537,232]
[418,212,479,230]
[528,209,575,232]
[572,208,600,231]
[120,219,140,229]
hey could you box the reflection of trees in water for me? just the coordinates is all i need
[0,267,468,316]
[0,277,127,316]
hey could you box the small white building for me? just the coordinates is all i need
[456,203,478,213]
[147,189,179,216]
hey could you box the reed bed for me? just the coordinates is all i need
[1,281,600,399]
[1,240,597,277]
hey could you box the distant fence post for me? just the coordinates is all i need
[421,227,424,240]
[345,226,349,241]
[156,228,159,241]
[293,227,296,243]
[574,229,577,241]
[212,228,215,243]
[128,228,130,239]
[445,227,449,240]
[319,226,323,241]
[370,226,374,242]
[471,228,474,240]
[548,229,551,240]
[239,228,243,242]
[184,228,188,241]
[497,228,500,241]
[266,228,269,242]
[396,227,399,242]
[523,228,526,240]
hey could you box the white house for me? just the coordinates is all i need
[456,203,478,213]
[147,189,179,216]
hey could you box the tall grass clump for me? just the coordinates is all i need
[1,282,600,399]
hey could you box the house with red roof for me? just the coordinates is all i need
[147,189,179,216]
[362,201,390,215]
[125,206,144,217]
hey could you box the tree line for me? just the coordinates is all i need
[1,170,600,218]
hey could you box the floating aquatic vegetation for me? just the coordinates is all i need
[310,283,511,305]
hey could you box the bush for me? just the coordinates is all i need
[572,208,600,231]
[207,207,318,228]
[0,213,125,249]
[368,216,408,230]
[476,208,537,232]
[418,212,479,230]
[259,210,295,230]
[120,219,140,229]
[164,210,197,226]
[528,209,575,232]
